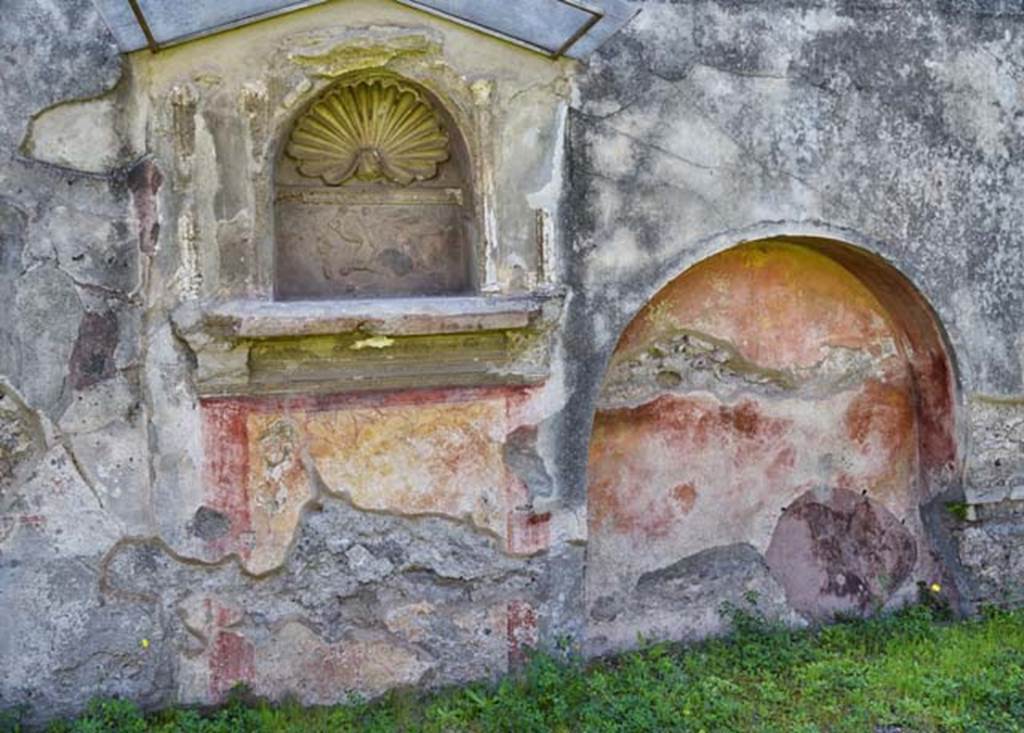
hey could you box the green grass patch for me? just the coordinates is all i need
[9,604,1024,733]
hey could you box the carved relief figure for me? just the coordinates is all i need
[254,418,303,515]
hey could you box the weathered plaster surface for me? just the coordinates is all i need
[965,395,1024,502]
[585,241,952,652]
[3,0,572,722]
[0,0,164,721]
[951,496,1024,608]
[566,0,1024,387]
[2,0,1024,724]
[186,386,551,574]
[559,0,1024,654]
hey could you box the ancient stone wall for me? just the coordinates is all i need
[564,0,1024,619]
[1,0,1023,724]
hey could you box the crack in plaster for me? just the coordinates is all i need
[586,58,838,200]
[573,159,730,227]
[0,319,117,512]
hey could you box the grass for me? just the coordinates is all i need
[8,603,1024,733]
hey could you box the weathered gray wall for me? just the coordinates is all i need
[0,0,171,722]
[563,0,1024,470]
[561,0,1024,610]
[1,0,1023,725]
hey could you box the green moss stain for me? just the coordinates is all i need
[247,328,542,388]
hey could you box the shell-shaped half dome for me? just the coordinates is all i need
[287,78,451,186]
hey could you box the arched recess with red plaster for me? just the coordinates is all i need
[584,237,958,653]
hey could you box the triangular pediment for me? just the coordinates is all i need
[92,0,636,57]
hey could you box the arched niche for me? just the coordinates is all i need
[273,72,478,299]
[584,237,958,654]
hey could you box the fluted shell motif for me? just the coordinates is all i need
[287,79,450,186]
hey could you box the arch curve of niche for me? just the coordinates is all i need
[274,70,478,299]
[584,236,959,655]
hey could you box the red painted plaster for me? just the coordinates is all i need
[200,399,252,561]
[507,601,539,666]
[587,239,957,627]
[209,631,255,701]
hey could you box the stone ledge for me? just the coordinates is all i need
[195,294,551,338]
[171,293,564,397]
[959,497,1024,522]
[964,485,1024,508]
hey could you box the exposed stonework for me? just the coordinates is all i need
[965,395,1024,504]
[0,382,45,495]
[3,0,1024,725]
[101,494,545,704]
[951,499,1024,608]
[588,542,801,656]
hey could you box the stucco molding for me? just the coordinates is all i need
[285,75,450,186]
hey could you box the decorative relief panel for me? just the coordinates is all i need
[275,73,476,299]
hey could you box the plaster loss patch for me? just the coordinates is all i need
[197,386,550,574]
[0,383,45,495]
